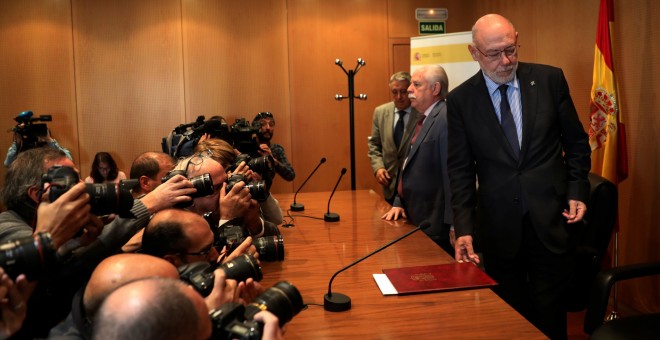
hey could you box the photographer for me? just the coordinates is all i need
[4,111,72,167]
[141,209,263,306]
[195,138,283,226]
[253,112,295,189]
[0,147,196,338]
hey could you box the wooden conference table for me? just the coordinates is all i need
[259,190,545,339]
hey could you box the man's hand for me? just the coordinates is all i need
[381,207,406,221]
[236,278,264,306]
[140,174,196,214]
[204,269,238,311]
[562,199,587,224]
[0,270,29,339]
[220,236,258,263]
[253,311,284,340]
[454,235,480,264]
[219,182,251,221]
[375,168,391,186]
[36,182,92,249]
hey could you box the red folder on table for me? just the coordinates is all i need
[381,263,497,295]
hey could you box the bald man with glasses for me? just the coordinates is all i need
[447,14,591,339]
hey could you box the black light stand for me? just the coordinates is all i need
[334,58,367,190]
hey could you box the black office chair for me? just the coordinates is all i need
[584,261,660,338]
[566,173,618,311]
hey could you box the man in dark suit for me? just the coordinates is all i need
[368,72,420,204]
[446,14,591,339]
[382,65,453,255]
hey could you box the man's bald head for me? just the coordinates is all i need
[130,151,175,196]
[93,277,211,340]
[83,253,179,319]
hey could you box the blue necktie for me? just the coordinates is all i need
[393,110,406,148]
[498,85,519,160]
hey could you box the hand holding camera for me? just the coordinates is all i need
[141,173,197,213]
[219,180,252,221]
[35,181,94,249]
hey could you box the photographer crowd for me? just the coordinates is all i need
[0,113,298,339]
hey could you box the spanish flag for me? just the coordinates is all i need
[588,0,628,184]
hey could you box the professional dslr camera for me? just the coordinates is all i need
[178,253,263,297]
[162,115,231,158]
[41,165,136,217]
[161,169,215,207]
[228,153,274,179]
[209,281,304,339]
[226,174,269,202]
[0,233,57,281]
[212,221,284,262]
[11,110,53,152]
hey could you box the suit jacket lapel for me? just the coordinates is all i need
[405,102,441,168]
[516,63,537,163]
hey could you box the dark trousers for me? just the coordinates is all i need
[483,214,574,340]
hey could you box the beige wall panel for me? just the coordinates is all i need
[72,0,185,177]
[288,0,390,193]
[181,0,292,194]
[611,0,660,314]
[0,1,77,182]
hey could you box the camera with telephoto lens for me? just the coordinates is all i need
[41,165,136,217]
[228,153,274,179]
[178,253,263,297]
[213,222,284,262]
[161,169,214,207]
[11,110,53,152]
[0,233,57,281]
[210,281,304,339]
[225,174,269,202]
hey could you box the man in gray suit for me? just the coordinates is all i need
[382,65,453,255]
[368,72,420,204]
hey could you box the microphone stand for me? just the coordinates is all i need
[334,58,367,191]
[324,168,346,222]
[290,157,326,211]
[324,226,422,312]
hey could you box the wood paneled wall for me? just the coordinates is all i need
[0,0,658,316]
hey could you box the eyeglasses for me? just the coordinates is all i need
[183,150,213,173]
[474,42,519,62]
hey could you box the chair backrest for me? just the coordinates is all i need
[565,173,618,311]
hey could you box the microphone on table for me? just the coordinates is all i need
[324,225,423,312]
[323,168,346,222]
[290,157,326,211]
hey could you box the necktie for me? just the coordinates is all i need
[393,110,406,148]
[498,85,519,160]
[397,115,426,198]
[410,114,426,146]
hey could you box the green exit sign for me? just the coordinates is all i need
[419,21,445,35]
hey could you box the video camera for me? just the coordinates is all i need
[41,165,136,217]
[209,281,304,339]
[0,232,57,281]
[162,116,263,159]
[177,253,263,297]
[11,110,53,152]
[162,115,231,158]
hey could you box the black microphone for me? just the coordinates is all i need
[324,226,423,312]
[323,168,347,222]
[290,157,326,211]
